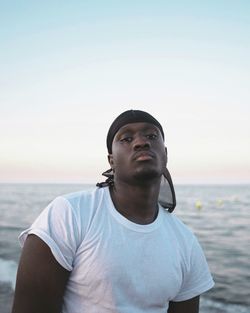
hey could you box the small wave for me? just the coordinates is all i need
[0,225,24,232]
[0,258,17,290]
[201,297,249,313]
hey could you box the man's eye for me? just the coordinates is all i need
[120,137,133,142]
[146,134,158,140]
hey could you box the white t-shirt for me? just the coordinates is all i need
[19,187,214,313]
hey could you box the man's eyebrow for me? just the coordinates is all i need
[113,129,130,140]
[142,126,160,133]
[115,126,133,136]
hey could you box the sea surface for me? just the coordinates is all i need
[0,183,249,313]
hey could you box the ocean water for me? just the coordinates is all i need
[0,183,249,313]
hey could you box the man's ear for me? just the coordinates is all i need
[108,154,114,168]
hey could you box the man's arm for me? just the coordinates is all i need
[167,296,200,313]
[12,234,70,313]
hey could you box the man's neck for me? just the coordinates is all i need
[109,179,161,225]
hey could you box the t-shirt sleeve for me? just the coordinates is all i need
[172,236,215,302]
[19,196,80,271]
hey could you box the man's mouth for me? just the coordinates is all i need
[133,151,155,161]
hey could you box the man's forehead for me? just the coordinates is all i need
[116,122,160,134]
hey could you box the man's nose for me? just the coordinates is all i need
[133,135,150,150]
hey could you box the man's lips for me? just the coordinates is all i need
[133,151,155,161]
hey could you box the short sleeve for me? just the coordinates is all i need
[172,236,214,302]
[19,197,80,271]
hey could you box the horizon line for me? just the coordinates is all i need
[0,181,249,186]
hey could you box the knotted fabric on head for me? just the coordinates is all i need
[97,109,176,212]
[106,109,165,154]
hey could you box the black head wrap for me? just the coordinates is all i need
[106,109,164,154]
[97,109,176,212]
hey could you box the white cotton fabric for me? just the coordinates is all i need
[19,187,214,313]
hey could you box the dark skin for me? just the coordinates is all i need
[12,235,70,313]
[109,123,166,224]
[12,121,200,313]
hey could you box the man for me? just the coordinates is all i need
[12,110,214,313]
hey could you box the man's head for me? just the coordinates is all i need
[107,110,167,184]
[106,110,165,154]
[97,109,176,211]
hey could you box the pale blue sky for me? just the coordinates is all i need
[1,1,249,183]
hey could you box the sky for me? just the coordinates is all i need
[1,1,249,184]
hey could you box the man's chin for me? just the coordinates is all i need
[132,168,160,183]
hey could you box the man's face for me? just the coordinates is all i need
[108,122,167,184]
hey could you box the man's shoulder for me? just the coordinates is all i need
[41,187,108,234]
[56,186,107,216]
[61,186,104,203]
